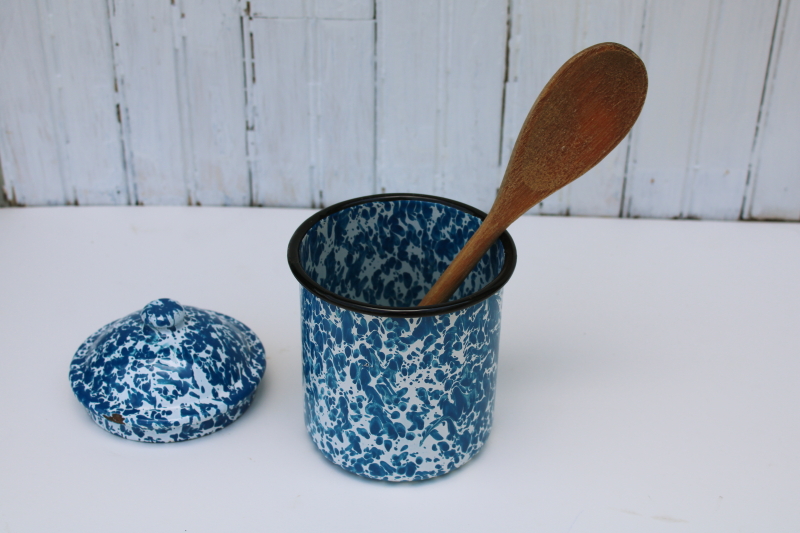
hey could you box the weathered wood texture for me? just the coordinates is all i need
[1,0,797,219]
[744,0,800,220]
[107,0,248,206]
[624,0,780,220]
[376,0,508,211]
[247,0,375,207]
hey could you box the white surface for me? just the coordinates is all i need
[2,0,798,220]
[0,206,798,532]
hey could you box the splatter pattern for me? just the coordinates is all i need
[69,299,266,443]
[296,198,510,481]
[298,199,505,307]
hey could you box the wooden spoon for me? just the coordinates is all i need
[418,42,648,306]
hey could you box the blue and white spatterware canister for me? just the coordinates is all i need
[69,298,266,443]
[288,193,516,481]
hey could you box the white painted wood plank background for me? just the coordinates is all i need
[746,0,800,220]
[624,0,778,220]
[43,0,127,206]
[111,0,187,205]
[1,0,91,205]
[1,0,797,220]
[377,0,508,211]
[183,0,250,206]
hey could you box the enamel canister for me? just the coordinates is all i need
[288,193,516,481]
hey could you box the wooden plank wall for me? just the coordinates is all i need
[0,0,797,220]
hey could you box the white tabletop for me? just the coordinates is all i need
[0,206,798,532]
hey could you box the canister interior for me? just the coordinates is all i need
[298,199,506,307]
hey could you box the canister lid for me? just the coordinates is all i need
[69,299,266,442]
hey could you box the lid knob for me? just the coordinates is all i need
[141,299,186,330]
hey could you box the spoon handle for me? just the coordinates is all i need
[417,216,505,306]
[418,181,543,306]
